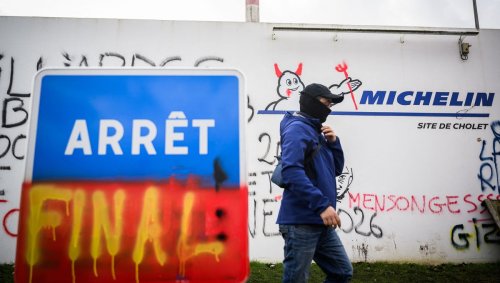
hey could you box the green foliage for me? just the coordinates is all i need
[0,263,14,283]
[248,261,500,283]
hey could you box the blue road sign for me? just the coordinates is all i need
[26,69,245,187]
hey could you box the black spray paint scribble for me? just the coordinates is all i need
[248,172,257,186]
[132,53,156,66]
[62,52,72,67]
[6,57,30,97]
[247,95,255,123]
[37,58,43,71]
[248,191,257,238]
[2,98,28,128]
[213,157,228,191]
[338,207,383,239]
[1,57,30,167]
[478,120,500,193]
[99,52,126,66]
[160,56,182,66]
[257,133,280,165]
[355,243,369,262]
[248,172,281,239]
[261,170,274,194]
[451,218,500,250]
[337,167,354,202]
[62,53,89,67]
[0,134,25,161]
[248,173,282,239]
[194,56,224,67]
[59,52,224,68]
[419,243,436,257]
[262,198,280,237]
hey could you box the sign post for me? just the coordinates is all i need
[16,68,248,283]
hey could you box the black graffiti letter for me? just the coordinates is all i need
[247,96,255,123]
[482,223,500,244]
[194,56,224,67]
[62,52,72,67]
[12,134,26,160]
[353,207,371,237]
[451,224,471,250]
[99,52,126,67]
[338,208,354,234]
[0,135,11,159]
[2,98,29,128]
[132,54,156,66]
[258,133,276,165]
[369,212,383,238]
[7,57,30,97]
[248,192,257,238]
[478,163,496,192]
[159,56,182,66]
[262,198,280,237]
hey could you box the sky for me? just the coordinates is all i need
[0,0,499,29]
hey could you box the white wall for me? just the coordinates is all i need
[1,16,499,264]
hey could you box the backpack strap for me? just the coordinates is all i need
[305,142,322,164]
[274,117,324,187]
[303,134,323,181]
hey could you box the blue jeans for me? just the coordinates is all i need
[279,225,353,283]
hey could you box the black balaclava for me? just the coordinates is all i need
[299,92,331,123]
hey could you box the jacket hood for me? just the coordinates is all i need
[282,111,322,132]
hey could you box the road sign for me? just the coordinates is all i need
[16,68,248,283]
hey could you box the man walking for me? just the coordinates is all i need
[277,83,353,283]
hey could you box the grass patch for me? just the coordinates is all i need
[2,261,499,282]
[248,261,500,283]
[0,263,14,283]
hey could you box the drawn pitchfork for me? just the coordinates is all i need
[335,62,358,110]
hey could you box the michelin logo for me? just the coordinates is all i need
[360,91,495,107]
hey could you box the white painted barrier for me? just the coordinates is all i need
[1,16,499,264]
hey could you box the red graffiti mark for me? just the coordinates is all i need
[274,195,282,201]
[295,63,303,76]
[349,192,500,215]
[0,199,7,203]
[274,63,303,78]
[335,62,358,110]
[3,208,19,237]
[274,63,283,77]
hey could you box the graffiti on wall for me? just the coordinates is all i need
[449,120,500,251]
[265,63,305,111]
[1,44,499,266]
[478,120,500,193]
[0,52,232,239]
[264,62,362,111]
[1,55,34,239]
[16,181,248,283]
[451,217,500,250]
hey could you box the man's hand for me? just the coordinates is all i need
[320,206,341,228]
[321,125,337,143]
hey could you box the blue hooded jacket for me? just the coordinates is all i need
[276,112,344,225]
